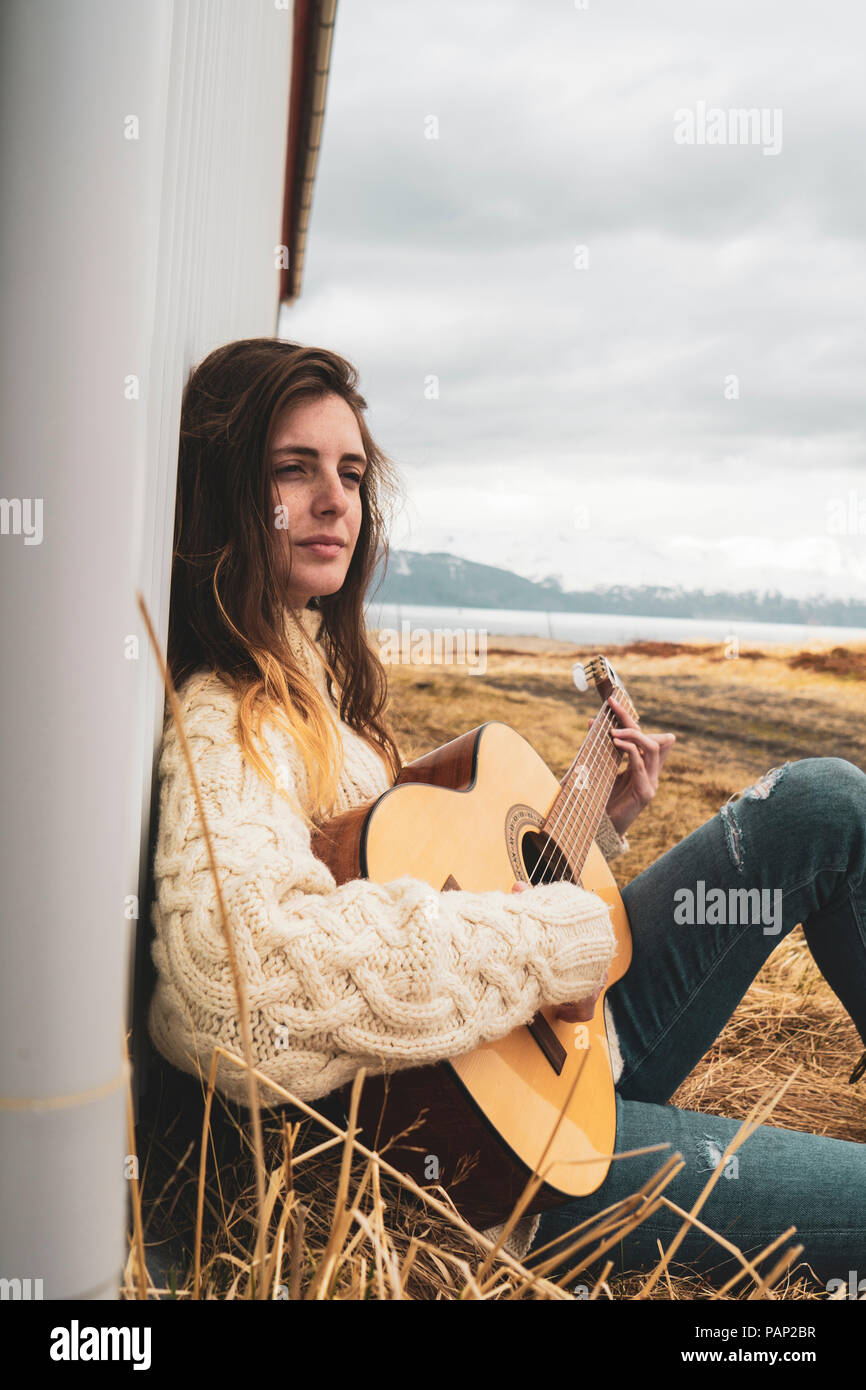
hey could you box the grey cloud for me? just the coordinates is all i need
[279,0,866,596]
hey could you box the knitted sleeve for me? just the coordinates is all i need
[596,810,630,860]
[147,675,620,1109]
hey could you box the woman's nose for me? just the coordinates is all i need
[311,470,348,513]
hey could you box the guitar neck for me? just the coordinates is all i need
[540,680,637,880]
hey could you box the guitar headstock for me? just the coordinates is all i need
[573,655,639,724]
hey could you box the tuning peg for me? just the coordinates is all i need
[572,662,588,692]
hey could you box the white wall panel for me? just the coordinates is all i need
[0,0,293,1299]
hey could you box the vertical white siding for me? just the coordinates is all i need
[0,0,293,1298]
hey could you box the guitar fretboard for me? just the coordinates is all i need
[537,682,637,881]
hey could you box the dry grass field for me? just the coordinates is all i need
[131,633,866,1301]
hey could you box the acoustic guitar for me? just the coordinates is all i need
[311,656,636,1229]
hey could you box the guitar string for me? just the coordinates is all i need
[540,684,637,884]
[512,665,637,887]
[555,683,638,878]
[549,679,638,870]
[529,704,623,887]
[526,684,635,888]
[526,708,616,886]
[538,694,626,883]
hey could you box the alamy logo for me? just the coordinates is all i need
[0,497,43,545]
[674,102,783,156]
[375,621,487,675]
[49,1320,151,1371]
[674,881,783,935]
[826,1270,866,1299]
[0,1276,43,1299]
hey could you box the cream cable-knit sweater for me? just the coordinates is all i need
[147,604,629,1263]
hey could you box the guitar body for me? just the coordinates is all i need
[313,719,633,1229]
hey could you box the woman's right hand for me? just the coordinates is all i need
[510,880,608,1021]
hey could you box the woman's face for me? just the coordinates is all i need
[269,392,367,607]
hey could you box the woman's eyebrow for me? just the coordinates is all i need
[271,443,367,466]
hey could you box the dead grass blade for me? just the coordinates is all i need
[138,590,269,1298]
[637,1069,802,1298]
[123,1030,149,1299]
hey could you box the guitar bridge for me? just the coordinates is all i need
[526,1013,567,1075]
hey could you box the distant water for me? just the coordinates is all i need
[364,601,866,648]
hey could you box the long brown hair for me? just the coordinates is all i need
[167,338,404,825]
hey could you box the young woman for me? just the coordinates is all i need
[148,337,866,1286]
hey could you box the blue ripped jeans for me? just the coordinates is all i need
[526,757,866,1290]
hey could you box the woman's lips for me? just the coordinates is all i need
[298,542,344,558]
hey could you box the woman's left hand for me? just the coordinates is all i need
[595,695,677,836]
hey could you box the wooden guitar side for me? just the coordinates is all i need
[312,721,632,1228]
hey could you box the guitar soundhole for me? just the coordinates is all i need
[521,829,576,885]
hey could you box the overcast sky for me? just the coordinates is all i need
[278,0,866,600]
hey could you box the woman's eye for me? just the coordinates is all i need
[274,464,362,485]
